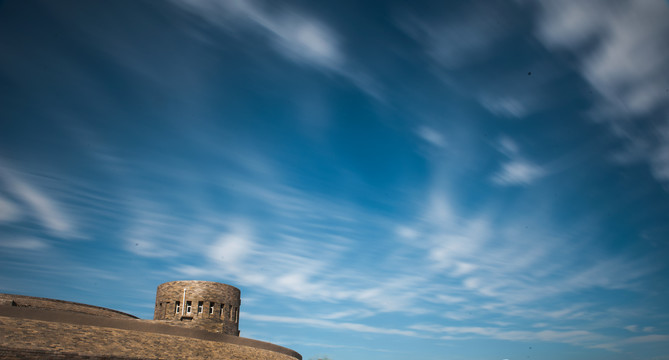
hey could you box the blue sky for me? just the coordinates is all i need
[1,0,669,359]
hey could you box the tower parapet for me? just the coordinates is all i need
[154,280,241,336]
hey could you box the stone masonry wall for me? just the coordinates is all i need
[0,293,137,319]
[154,281,241,336]
[0,315,298,360]
[0,347,145,359]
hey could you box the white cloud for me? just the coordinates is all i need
[416,126,446,147]
[318,309,375,320]
[490,135,545,186]
[122,198,217,258]
[126,236,178,258]
[404,150,657,323]
[643,326,656,333]
[246,313,420,337]
[624,334,669,344]
[176,265,209,277]
[264,13,343,68]
[159,139,657,351]
[428,294,466,305]
[208,225,254,264]
[0,195,21,222]
[497,136,519,156]
[451,262,477,276]
[395,225,420,240]
[441,311,474,321]
[593,334,669,351]
[530,0,669,185]
[560,255,653,291]
[0,165,75,237]
[427,217,490,271]
[410,323,604,347]
[0,237,49,251]
[124,214,183,258]
[534,0,669,114]
[481,97,528,118]
[400,3,512,68]
[624,325,639,332]
[492,160,545,186]
[169,0,382,99]
[424,188,456,226]
[173,216,428,313]
[192,0,344,69]
[650,135,669,182]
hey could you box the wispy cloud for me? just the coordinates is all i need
[491,136,545,186]
[492,160,545,185]
[169,0,381,99]
[399,2,555,119]
[416,126,446,148]
[145,126,662,354]
[0,237,49,251]
[480,97,528,118]
[399,3,513,69]
[169,0,341,68]
[317,309,376,320]
[278,340,396,354]
[410,323,605,347]
[650,133,669,183]
[0,162,76,238]
[174,218,343,299]
[246,313,420,337]
[534,0,669,116]
[592,334,669,352]
[396,143,656,332]
[0,194,21,223]
[530,0,669,185]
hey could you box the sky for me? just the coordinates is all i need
[1,0,669,359]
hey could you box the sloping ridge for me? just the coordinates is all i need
[0,300,301,360]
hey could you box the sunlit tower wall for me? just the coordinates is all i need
[154,280,241,336]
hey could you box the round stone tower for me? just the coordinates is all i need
[154,280,241,336]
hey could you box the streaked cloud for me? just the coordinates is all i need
[170,0,341,68]
[492,160,545,185]
[530,0,669,185]
[208,223,255,264]
[416,126,446,148]
[1,1,668,359]
[491,136,545,186]
[534,0,669,116]
[246,313,420,337]
[625,325,639,332]
[496,136,519,156]
[169,0,381,99]
[0,237,49,251]
[410,323,604,347]
[592,334,669,352]
[480,97,528,118]
[399,3,513,69]
[317,309,376,320]
[0,195,21,223]
[0,163,76,238]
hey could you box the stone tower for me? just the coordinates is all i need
[154,280,241,336]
